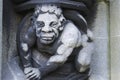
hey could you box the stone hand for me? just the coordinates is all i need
[24,67,41,80]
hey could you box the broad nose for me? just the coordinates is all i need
[41,26,52,33]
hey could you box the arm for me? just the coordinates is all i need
[19,26,36,68]
[48,44,74,63]
[48,22,79,65]
[38,44,74,77]
[19,26,42,80]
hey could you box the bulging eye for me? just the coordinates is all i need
[37,21,45,27]
[50,21,58,27]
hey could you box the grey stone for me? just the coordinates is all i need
[0,0,2,79]
[110,0,120,80]
[90,1,109,80]
[2,57,26,80]
[1,0,110,80]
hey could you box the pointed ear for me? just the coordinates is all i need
[58,15,66,31]
[58,21,64,31]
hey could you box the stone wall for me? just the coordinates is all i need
[2,0,21,63]
[90,1,109,80]
[110,0,120,80]
[2,0,23,79]
[2,0,120,80]
[0,0,2,79]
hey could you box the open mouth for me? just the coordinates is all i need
[41,33,55,41]
[41,37,53,41]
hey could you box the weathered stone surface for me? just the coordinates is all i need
[2,58,26,80]
[1,0,110,80]
[110,0,120,80]
[3,0,21,63]
[90,1,109,80]
[0,0,2,79]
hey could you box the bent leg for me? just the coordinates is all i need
[76,42,94,72]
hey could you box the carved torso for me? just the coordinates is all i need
[36,37,62,55]
[36,21,81,56]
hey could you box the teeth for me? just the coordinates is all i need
[42,37,53,40]
[42,33,55,37]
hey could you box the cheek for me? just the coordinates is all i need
[52,28,59,37]
[36,28,41,37]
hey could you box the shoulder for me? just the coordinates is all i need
[21,26,36,46]
[60,21,81,47]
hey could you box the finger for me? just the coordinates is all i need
[27,73,37,80]
[25,70,32,75]
[32,76,41,80]
[24,68,33,74]
[26,72,35,78]
[31,75,38,80]
[27,74,36,79]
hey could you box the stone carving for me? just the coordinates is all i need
[16,0,95,80]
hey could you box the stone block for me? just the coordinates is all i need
[90,1,109,80]
[2,57,26,80]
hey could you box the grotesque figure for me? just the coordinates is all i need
[18,4,94,80]
[34,5,64,45]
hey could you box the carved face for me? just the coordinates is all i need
[35,13,61,44]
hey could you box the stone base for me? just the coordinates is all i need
[2,57,89,80]
[2,57,26,80]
